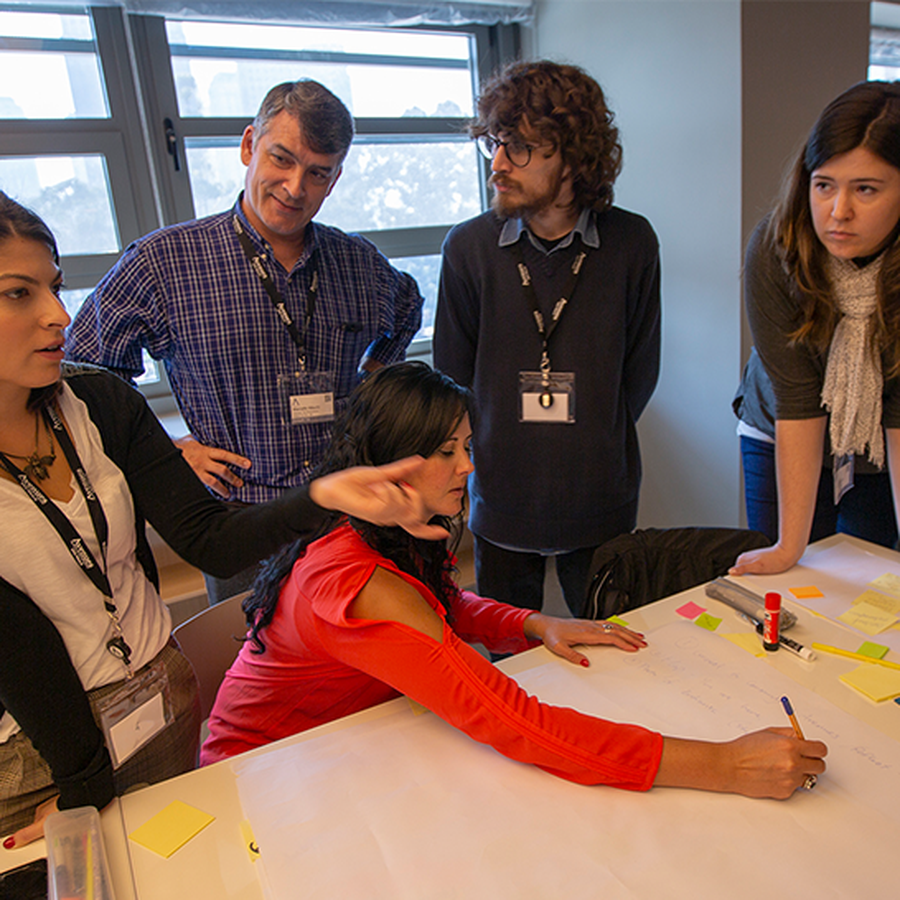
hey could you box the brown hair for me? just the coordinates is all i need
[471,60,622,213]
[0,192,62,410]
[770,81,900,374]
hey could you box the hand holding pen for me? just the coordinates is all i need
[781,695,819,790]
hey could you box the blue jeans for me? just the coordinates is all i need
[740,436,897,548]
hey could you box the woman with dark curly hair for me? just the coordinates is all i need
[202,362,826,800]
[733,81,900,575]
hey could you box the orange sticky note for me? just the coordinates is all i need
[789,586,824,599]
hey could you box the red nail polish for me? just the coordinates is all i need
[3,836,15,849]
[580,658,589,668]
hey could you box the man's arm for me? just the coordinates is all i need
[357,264,424,367]
[66,243,167,381]
[433,237,479,387]
[622,229,661,420]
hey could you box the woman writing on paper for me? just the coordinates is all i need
[733,81,900,576]
[203,361,826,798]
[0,192,445,846]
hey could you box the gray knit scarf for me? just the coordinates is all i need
[821,254,885,468]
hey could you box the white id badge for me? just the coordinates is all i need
[96,661,173,768]
[519,371,575,423]
[278,371,335,426]
[833,453,855,504]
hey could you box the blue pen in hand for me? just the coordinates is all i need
[780,695,817,790]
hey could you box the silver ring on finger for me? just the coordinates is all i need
[601,622,614,633]
[802,774,817,790]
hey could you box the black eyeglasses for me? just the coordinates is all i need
[476,135,536,168]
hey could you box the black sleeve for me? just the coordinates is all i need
[67,369,331,578]
[0,578,114,812]
[433,231,479,388]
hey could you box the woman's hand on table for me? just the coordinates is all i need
[3,795,59,849]
[657,727,827,799]
[523,613,647,667]
[729,542,802,576]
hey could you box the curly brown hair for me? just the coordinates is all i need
[470,60,622,213]
[771,80,900,375]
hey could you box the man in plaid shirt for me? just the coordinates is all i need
[68,80,423,602]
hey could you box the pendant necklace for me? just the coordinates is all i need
[0,412,56,482]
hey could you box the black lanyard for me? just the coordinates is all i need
[0,406,133,670]
[233,213,319,370]
[514,234,587,379]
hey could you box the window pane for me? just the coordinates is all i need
[184,139,481,231]
[329,141,480,231]
[166,19,473,118]
[183,139,243,219]
[0,155,119,255]
[392,254,440,341]
[0,10,108,119]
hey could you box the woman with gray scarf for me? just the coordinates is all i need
[732,81,900,576]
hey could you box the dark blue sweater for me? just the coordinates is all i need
[435,208,661,550]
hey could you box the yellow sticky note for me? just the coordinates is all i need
[721,632,766,657]
[870,572,900,598]
[694,613,722,632]
[129,800,215,858]
[240,820,260,863]
[852,589,900,616]
[607,615,630,628]
[839,664,900,702]
[838,601,899,636]
[406,697,429,716]
[789,585,824,599]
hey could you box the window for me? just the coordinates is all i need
[1,3,516,408]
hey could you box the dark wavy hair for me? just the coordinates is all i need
[252,79,354,161]
[0,192,62,411]
[770,80,900,374]
[243,361,472,652]
[470,60,622,213]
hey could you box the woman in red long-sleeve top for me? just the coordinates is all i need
[202,362,826,799]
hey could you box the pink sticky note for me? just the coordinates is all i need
[676,601,706,619]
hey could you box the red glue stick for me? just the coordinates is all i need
[763,592,782,651]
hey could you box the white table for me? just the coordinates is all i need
[7,535,900,898]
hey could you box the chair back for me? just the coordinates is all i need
[172,590,250,719]
[582,527,770,620]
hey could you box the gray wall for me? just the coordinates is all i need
[530,0,870,529]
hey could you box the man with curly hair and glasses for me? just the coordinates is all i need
[434,60,661,618]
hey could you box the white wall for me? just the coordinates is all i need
[532,0,744,527]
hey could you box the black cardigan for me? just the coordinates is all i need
[0,365,330,812]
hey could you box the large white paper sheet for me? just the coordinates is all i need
[233,621,900,899]
[738,538,900,653]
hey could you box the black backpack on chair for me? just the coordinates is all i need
[581,527,771,620]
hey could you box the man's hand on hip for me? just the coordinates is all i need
[173,435,252,499]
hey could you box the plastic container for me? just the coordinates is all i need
[45,806,116,900]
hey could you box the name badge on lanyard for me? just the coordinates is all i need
[233,214,335,425]
[278,370,336,425]
[515,237,586,425]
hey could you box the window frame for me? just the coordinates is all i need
[1,4,518,410]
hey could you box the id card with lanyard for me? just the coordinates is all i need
[233,214,335,426]
[0,405,173,768]
[516,236,587,424]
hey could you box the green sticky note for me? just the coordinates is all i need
[857,641,889,659]
[694,613,722,632]
[607,615,630,628]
